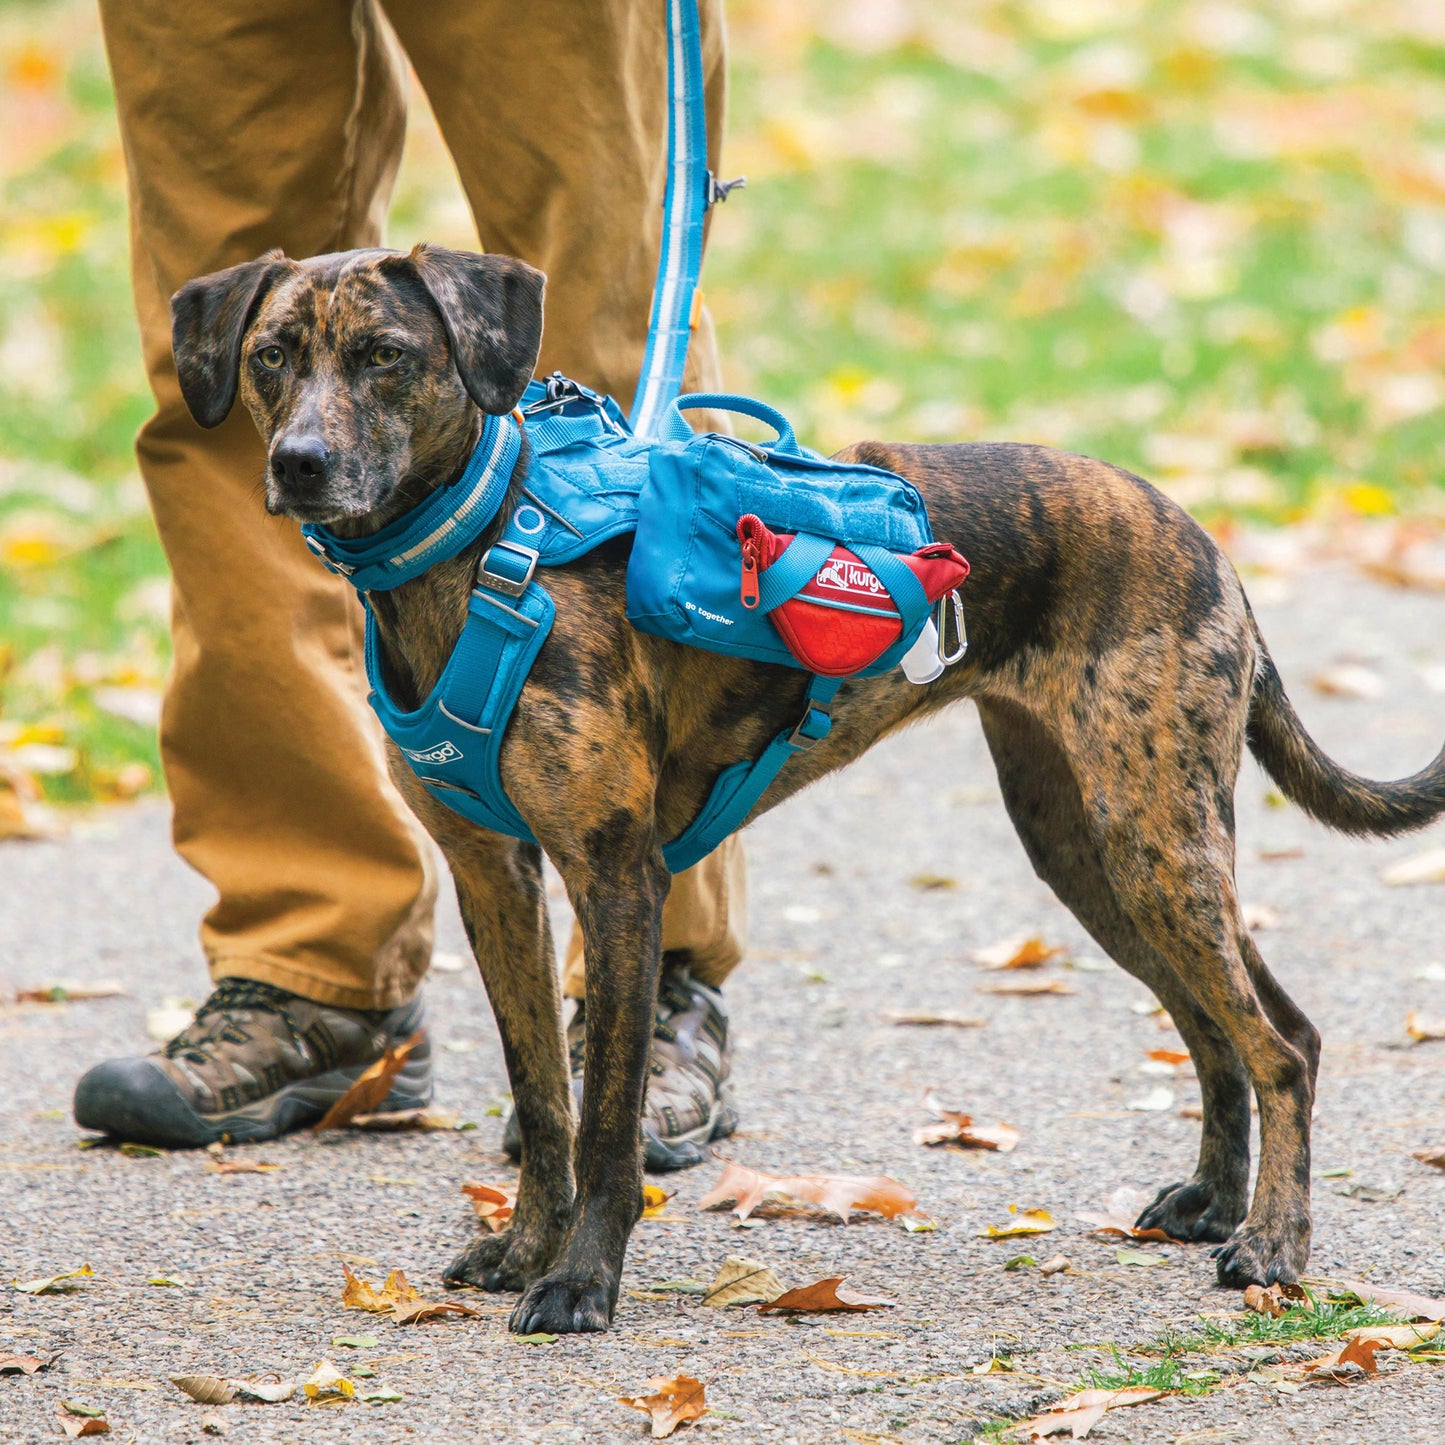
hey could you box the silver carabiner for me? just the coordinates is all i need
[936,589,968,666]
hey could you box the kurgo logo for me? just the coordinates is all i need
[814,556,886,599]
[402,740,463,766]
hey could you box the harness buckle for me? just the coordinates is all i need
[706,171,747,208]
[476,540,539,598]
[303,534,355,576]
[788,700,832,749]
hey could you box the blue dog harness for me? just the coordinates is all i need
[302,0,962,873]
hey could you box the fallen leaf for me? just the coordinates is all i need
[910,872,958,891]
[699,1161,917,1223]
[14,981,126,1004]
[1343,1322,1439,1348]
[979,1207,1055,1240]
[12,1264,93,1295]
[303,1361,354,1402]
[913,1091,1019,1152]
[169,1377,238,1406]
[1306,1334,1382,1379]
[618,1375,708,1439]
[1382,849,1445,886]
[340,1264,420,1313]
[972,934,1065,969]
[512,1333,558,1346]
[147,1276,188,1287]
[231,1378,297,1404]
[311,1031,425,1132]
[1003,1255,1036,1271]
[332,1336,378,1349]
[1126,1086,1176,1112]
[1039,1255,1071,1276]
[60,1402,108,1419]
[1310,664,1385,700]
[758,1277,894,1314]
[391,1299,479,1326]
[1147,1049,1190,1066]
[347,1107,463,1132]
[1259,845,1305,861]
[1412,1148,1445,1169]
[703,1256,786,1307]
[1011,1387,1160,1440]
[1245,1283,1289,1317]
[642,1184,675,1219]
[897,1211,937,1232]
[200,1413,228,1435]
[1337,1279,1445,1322]
[119,1142,164,1158]
[1405,1012,1445,1042]
[429,951,468,973]
[461,1182,516,1234]
[1115,1247,1166,1267]
[56,1410,110,1439]
[206,1157,278,1175]
[881,1010,985,1028]
[144,999,195,1043]
[0,1351,53,1375]
[357,1388,404,1403]
[1075,1188,1181,1243]
[978,979,1076,997]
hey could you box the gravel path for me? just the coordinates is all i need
[2,556,1443,1445]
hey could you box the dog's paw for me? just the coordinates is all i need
[1212,1219,1310,1289]
[443,1229,556,1295]
[508,1267,616,1335]
[1136,1177,1245,1245]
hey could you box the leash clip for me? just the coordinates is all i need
[706,171,747,208]
[936,589,968,666]
[476,541,539,598]
[303,534,355,576]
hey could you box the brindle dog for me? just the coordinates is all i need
[171,244,1445,1335]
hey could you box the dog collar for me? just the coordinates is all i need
[301,409,523,593]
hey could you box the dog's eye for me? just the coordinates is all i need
[256,345,285,371]
[370,344,402,368]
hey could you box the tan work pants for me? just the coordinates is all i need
[99,0,745,1008]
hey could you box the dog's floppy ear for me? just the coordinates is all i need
[400,244,545,415]
[170,250,287,429]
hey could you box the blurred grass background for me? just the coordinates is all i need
[0,0,1442,811]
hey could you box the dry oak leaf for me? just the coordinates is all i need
[391,1298,478,1326]
[206,1156,278,1175]
[1305,1334,1383,1380]
[699,1160,917,1224]
[303,1361,354,1403]
[171,1373,297,1405]
[1011,1387,1160,1440]
[914,1091,1019,1152]
[311,1030,425,1132]
[978,979,1076,997]
[341,1264,421,1313]
[348,1107,462,1131]
[461,1182,516,1234]
[702,1256,785,1308]
[1337,1279,1445,1323]
[618,1375,708,1439]
[980,1207,1055,1240]
[758,1277,894,1314]
[12,1264,93,1295]
[1412,1147,1445,1170]
[1405,1012,1445,1043]
[1243,1282,1307,1317]
[972,933,1066,969]
[1,1351,54,1375]
[1343,1322,1439,1349]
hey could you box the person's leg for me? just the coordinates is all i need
[76,0,436,1145]
[383,0,746,1167]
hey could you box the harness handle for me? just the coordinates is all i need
[662,392,801,455]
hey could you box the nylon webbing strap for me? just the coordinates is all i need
[630,0,708,438]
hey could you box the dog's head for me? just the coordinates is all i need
[170,245,545,526]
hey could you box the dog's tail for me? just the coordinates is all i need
[1246,615,1445,837]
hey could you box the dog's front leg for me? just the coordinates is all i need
[428,829,575,1294]
[509,835,669,1335]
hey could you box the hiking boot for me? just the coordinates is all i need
[502,957,737,1172]
[72,978,432,1148]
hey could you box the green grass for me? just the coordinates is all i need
[1083,1345,1218,1396]
[1190,1294,1405,1349]
[2,0,1443,799]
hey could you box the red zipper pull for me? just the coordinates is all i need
[740,538,760,609]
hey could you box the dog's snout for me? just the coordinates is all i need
[271,435,332,490]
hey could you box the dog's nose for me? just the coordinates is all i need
[271,435,332,490]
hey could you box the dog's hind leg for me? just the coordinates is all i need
[978,699,1251,1243]
[422,826,576,1294]
[1043,677,1318,1287]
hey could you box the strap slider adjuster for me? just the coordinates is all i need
[788,701,832,749]
[476,540,539,598]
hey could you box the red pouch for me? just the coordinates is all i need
[737,514,969,676]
